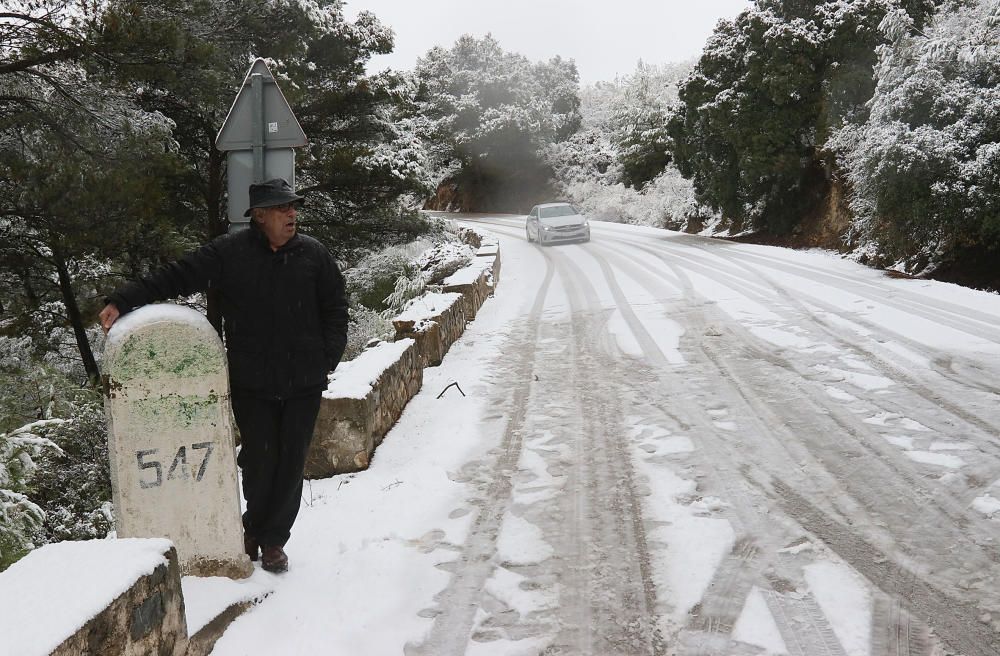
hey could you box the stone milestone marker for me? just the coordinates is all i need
[103,305,252,579]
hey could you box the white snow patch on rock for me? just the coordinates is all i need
[0,538,172,656]
[324,339,415,399]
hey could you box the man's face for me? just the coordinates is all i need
[256,203,297,249]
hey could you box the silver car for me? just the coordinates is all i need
[525,202,591,246]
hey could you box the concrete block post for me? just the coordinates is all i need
[103,305,253,579]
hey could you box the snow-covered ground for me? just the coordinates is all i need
[205,216,1000,655]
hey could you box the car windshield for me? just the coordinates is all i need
[538,204,578,219]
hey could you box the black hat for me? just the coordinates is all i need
[244,178,304,217]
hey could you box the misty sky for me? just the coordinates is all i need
[344,0,753,85]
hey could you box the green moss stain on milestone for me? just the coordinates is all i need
[133,393,222,430]
[114,332,223,382]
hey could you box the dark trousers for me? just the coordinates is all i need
[231,393,322,547]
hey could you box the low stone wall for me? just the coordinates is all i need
[442,256,495,321]
[392,292,466,368]
[0,538,187,656]
[476,243,501,286]
[305,339,422,478]
[306,236,501,479]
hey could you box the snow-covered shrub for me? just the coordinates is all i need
[0,418,64,571]
[1,398,114,571]
[379,229,477,321]
[545,61,711,230]
[344,306,393,362]
[26,401,112,546]
[0,334,92,432]
[340,222,473,359]
[830,0,1000,272]
[0,489,44,572]
[561,167,708,230]
[383,274,427,318]
[343,248,420,312]
[416,240,476,284]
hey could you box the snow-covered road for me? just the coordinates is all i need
[210,216,1000,656]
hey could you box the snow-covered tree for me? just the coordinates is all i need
[414,35,581,211]
[831,0,1000,272]
[0,401,112,571]
[1,14,186,385]
[269,4,434,251]
[609,61,690,189]
[545,61,706,229]
[668,0,941,235]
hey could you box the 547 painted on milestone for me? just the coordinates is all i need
[135,442,215,489]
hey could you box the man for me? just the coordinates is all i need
[100,178,348,573]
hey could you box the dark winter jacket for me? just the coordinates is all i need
[107,224,349,399]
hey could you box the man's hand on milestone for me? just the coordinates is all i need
[99,304,120,334]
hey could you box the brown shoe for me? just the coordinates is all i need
[261,545,288,573]
[244,533,259,562]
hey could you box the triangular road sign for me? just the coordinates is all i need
[216,59,308,151]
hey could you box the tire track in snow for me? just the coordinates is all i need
[762,591,848,656]
[871,594,932,656]
[601,231,1000,422]
[584,237,984,655]
[468,222,993,654]
[678,239,1000,448]
[542,249,666,655]
[661,234,1000,343]
[577,241,854,656]
[596,235,1000,542]
[772,480,1000,656]
[407,246,556,656]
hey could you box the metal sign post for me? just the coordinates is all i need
[216,59,308,230]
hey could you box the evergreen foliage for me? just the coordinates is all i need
[667,0,940,235]
[1,0,188,385]
[0,0,449,569]
[97,0,435,259]
[545,62,706,229]
[0,419,64,570]
[0,401,111,572]
[343,305,392,362]
[830,0,1000,272]
[413,35,582,212]
[610,62,687,189]
[26,401,112,545]
[1,0,441,390]
[337,222,473,361]
[344,248,421,312]
[0,332,98,433]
